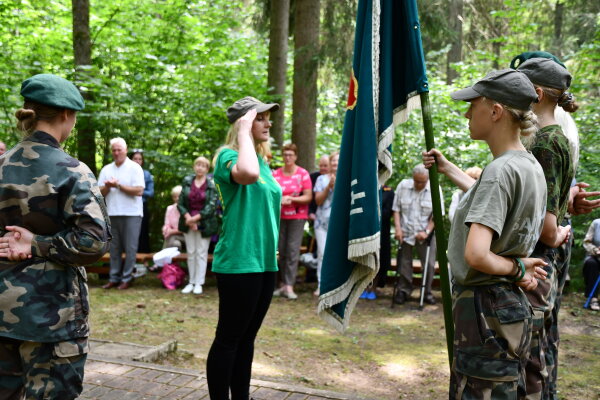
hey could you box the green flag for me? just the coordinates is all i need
[318,0,429,332]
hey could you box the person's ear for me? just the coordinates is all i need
[535,87,544,102]
[490,103,504,122]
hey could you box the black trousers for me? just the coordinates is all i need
[583,255,600,297]
[137,201,151,253]
[206,271,275,400]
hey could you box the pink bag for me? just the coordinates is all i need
[157,263,186,290]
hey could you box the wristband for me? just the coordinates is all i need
[512,257,526,282]
[510,258,520,278]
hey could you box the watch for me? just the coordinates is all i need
[424,229,431,235]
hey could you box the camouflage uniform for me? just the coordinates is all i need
[451,283,532,400]
[0,131,111,399]
[544,220,572,400]
[524,125,574,399]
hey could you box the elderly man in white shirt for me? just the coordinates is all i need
[98,137,145,290]
[392,164,443,305]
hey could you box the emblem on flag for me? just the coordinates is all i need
[347,70,358,110]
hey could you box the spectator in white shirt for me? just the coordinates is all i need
[392,164,444,305]
[98,137,145,290]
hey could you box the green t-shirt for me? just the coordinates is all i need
[212,148,282,274]
[448,150,547,286]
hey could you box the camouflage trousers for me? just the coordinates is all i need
[545,235,572,400]
[450,283,532,400]
[523,246,562,400]
[0,337,87,400]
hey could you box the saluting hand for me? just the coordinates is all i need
[237,109,257,135]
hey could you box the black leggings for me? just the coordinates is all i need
[206,271,275,400]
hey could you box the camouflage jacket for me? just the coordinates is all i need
[527,125,574,258]
[0,131,111,342]
[177,175,220,237]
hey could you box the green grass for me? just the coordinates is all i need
[88,273,600,400]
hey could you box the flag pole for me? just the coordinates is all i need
[420,91,454,368]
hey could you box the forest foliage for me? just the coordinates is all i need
[0,0,598,275]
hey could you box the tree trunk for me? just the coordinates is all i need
[492,42,501,69]
[553,0,564,58]
[446,0,463,84]
[72,0,96,175]
[291,0,320,171]
[267,0,290,148]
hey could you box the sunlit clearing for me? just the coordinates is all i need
[302,327,329,336]
[252,361,284,377]
[381,314,422,327]
[380,357,420,382]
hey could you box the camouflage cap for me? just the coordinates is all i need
[226,96,279,124]
[20,74,85,111]
[451,69,538,111]
[516,57,572,90]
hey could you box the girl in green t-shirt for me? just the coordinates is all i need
[423,69,550,399]
[206,96,281,400]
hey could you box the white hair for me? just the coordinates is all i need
[171,185,182,197]
[110,137,127,149]
[413,164,429,176]
[555,107,579,172]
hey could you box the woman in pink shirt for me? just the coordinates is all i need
[272,143,312,299]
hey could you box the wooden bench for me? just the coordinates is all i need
[388,257,441,288]
[85,247,307,276]
[85,247,441,287]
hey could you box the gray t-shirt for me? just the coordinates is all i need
[448,150,547,286]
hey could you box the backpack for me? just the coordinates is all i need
[157,262,186,290]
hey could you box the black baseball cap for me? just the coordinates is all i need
[226,96,279,124]
[451,69,538,110]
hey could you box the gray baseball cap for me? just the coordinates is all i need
[451,69,538,110]
[517,57,571,90]
[226,96,280,124]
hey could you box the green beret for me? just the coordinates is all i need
[20,74,85,111]
[509,51,566,69]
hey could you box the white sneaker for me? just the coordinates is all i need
[181,284,194,294]
[273,288,283,297]
[282,290,298,300]
[193,285,203,295]
[590,297,600,311]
